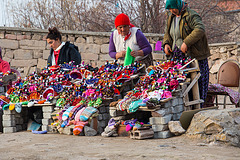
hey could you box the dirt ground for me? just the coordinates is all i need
[0,131,239,160]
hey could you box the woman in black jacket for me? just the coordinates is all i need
[46,27,81,66]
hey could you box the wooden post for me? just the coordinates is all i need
[191,72,201,109]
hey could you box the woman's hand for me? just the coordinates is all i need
[116,51,126,59]
[131,50,144,57]
[164,44,172,56]
[181,42,188,54]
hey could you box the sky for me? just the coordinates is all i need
[0,0,28,27]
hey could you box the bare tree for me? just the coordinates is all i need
[7,0,240,43]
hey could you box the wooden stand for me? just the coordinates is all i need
[180,59,203,110]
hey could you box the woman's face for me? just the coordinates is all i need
[169,9,180,16]
[117,25,130,36]
[47,38,61,50]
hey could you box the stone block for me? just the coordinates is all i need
[172,113,182,121]
[43,112,52,119]
[0,32,4,39]
[109,109,127,117]
[149,115,172,125]
[94,37,109,45]
[81,53,98,61]
[0,39,18,49]
[86,36,94,44]
[152,53,165,60]
[68,36,75,42]
[152,124,168,132]
[98,120,108,128]
[171,105,184,114]
[2,120,16,127]
[178,98,183,105]
[42,125,52,132]
[37,59,47,70]
[3,109,16,115]
[154,130,173,139]
[32,34,42,40]
[43,50,49,60]
[97,126,104,134]
[33,50,43,59]
[85,44,100,54]
[151,108,172,117]
[97,114,103,121]
[16,118,24,125]
[84,126,97,136]
[16,125,23,131]
[99,54,112,61]
[17,34,31,40]
[5,34,17,40]
[102,113,110,120]
[14,49,33,60]
[15,113,21,118]
[171,98,179,106]
[99,106,106,113]
[3,127,16,133]
[2,115,15,121]
[161,100,172,108]
[42,106,55,113]
[11,59,38,67]
[100,44,109,53]
[20,40,46,50]
[5,50,14,59]
[168,121,185,136]
[42,119,53,125]
[76,37,86,43]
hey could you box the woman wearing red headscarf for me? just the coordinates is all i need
[109,13,153,67]
[0,47,10,74]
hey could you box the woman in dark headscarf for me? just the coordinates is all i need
[163,0,210,107]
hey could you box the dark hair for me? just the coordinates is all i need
[46,27,62,41]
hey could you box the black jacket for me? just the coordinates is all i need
[47,41,81,66]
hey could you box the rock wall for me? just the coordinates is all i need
[186,108,240,147]
[0,27,239,83]
[208,42,240,84]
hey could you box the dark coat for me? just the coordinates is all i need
[163,7,210,60]
[47,41,81,66]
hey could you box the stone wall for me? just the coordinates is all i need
[0,27,165,78]
[0,27,239,84]
[208,42,240,84]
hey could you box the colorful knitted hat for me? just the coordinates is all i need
[115,13,130,28]
[48,65,60,72]
[70,70,82,80]
[0,95,10,104]
[42,88,58,99]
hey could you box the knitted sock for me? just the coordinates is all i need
[126,123,134,132]
[9,104,15,111]
[73,121,88,136]
[74,107,86,122]
[79,106,98,122]
[15,103,22,113]
[2,104,10,110]
[61,120,68,128]
[62,106,74,121]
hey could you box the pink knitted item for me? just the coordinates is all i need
[74,107,86,122]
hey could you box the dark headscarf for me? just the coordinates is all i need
[165,0,183,12]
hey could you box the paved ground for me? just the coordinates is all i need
[0,131,239,160]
